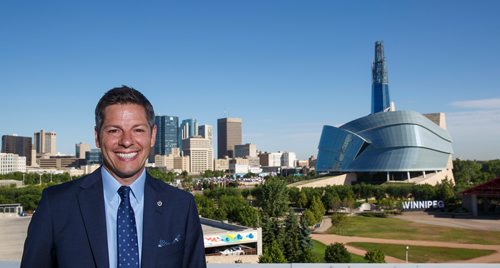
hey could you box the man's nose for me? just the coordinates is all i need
[119,131,133,147]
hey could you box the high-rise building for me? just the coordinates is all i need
[154,115,179,156]
[75,142,91,159]
[281,152,297,168]
[217,118,242,159]
[34,129,57,156]
[1,135,33,166]
[182,136,213,174]
[235,143,257,158]
[178,119,198,151]
[198,125,213,146]
[371,41,391,114]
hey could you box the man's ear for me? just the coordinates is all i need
[95,127,101,148]
[150,124,157,148]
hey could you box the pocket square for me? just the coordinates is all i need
[158,234,183,248]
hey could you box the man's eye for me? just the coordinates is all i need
[135,129,146,133]
[107,129,119,134]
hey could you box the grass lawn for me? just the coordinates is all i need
[328,215,500,245]
[312,239,366,263]
[348,242,495,263]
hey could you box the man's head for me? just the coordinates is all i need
[95,86,157,184]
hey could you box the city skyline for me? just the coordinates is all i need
[1,1,499,160]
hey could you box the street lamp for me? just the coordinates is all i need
[405,245,409,263]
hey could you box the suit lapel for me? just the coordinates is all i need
[78,169,109,268]
[141,175,163,267]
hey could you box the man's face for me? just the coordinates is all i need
[95,103,156,185]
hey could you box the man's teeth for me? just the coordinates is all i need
[117,152,137,159]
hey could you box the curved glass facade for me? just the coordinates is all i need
[316,110,453,173]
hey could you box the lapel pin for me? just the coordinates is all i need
[157,200,163,207]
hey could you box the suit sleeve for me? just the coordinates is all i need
[21,189,56,268]
[182,195,206,268]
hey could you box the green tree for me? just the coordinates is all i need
[324,242,351,263]
[259,177,289,218]
[330,213,348,235]
[364,249,385,263]
[297,190,308,208]
[283,209,302,262]
[259,240,287,263]
[310,195,326,224]
[436,178,456,204]
[302,209,316,227]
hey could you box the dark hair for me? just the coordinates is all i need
[95,85,155,133]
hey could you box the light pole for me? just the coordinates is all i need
[405,245,409,263]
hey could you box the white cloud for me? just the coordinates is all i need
[451,98,500,110]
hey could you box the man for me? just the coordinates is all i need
[21,86,206,268]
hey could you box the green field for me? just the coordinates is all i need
[328,215,500,245]
[348,242,495,263]
[312,239,366,263]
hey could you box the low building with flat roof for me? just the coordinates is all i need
[201,217,262,264]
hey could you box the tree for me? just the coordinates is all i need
[310,195,326,224]
[302,209,317,227]
[297,190,308,208]
[436,178,456,204]
[259,177,289,218]
[259,240,287,263]
[283,209,302,262]
[364,249,385,263]
[324,242,351,263]
[330,213,348,235]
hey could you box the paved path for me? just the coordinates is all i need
[311,234,500,263]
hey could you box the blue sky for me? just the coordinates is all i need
[1,0,499,160]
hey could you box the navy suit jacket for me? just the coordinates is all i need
[21,168,206,268]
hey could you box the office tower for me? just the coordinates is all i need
[178,119,198,151]
[198,125,213,146]
[75,142,91,159]
[34,129,57,156]
[0,153,26,175]
[182,136,213,174]
[217,118,242,159]
[2,135,33,166]
[234,143,257,158]
[281,152,297,168]
[154,115,179,156]
[371,41,391,114]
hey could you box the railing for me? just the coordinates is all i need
[3,262,499,268]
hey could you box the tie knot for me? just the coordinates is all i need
[118,186,131,200]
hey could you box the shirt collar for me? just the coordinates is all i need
[101,167,146,203]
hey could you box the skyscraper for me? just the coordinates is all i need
[198,124,213,146]
[217,118,242,159]
[178,118,198,151]
[371,41,391,114]
[154,115,179,156]
[182,136,213,174]
[1,135,33,166]
[75,142,91,159]
[34,129,57,156]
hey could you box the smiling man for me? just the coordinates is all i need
[21,86,206,268]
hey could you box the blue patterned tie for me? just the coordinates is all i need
[117,186,139,268]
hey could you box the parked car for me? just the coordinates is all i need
[220,246,245,256]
